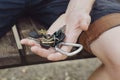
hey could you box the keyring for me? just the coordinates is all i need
[55,42,83,56]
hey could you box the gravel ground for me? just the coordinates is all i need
[0,58,101,80]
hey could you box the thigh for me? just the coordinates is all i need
[0,0,25,38]
[79,0,120,59]
[90,26,120,65]
[30,0,69,29]
[90,0,120,54]
[89,0,120,64]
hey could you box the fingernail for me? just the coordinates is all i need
[20,39,25,44]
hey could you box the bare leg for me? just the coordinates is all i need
[88,26,120,80]
[89,64,111,80]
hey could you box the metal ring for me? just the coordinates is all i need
[55,42,83,56]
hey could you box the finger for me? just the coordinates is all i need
[48,43,75,61]
[47,14,66,34]
[31,46,55,58]
[47,52,67,61]
[20,39,39,46]
[80,22,88,31]
[65,24,82,44]
[47,25,82,61]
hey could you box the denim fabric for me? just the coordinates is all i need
[27,0,69,28]
[0,0,26,37]
[90,0,120,23]
[0,0,120,37]
[0,0,69,37]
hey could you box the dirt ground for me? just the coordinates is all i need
[0,58,101,80]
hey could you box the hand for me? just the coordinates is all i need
[21,12,91,61]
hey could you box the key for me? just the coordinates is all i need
[28,25,66,49]
[52,25,66,47]
[40,25,66,48]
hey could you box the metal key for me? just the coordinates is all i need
[28,25,66,48]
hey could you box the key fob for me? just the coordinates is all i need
[29,31,40,38]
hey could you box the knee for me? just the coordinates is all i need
[90,26,120,67]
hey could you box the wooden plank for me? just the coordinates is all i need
[0,31,21,68]
[1,0,120,68]
[17,17,95,65]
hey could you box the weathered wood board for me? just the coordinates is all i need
[0,18,94,69]
[0,0,120,68]
[17,18,95,63]
[0,31,21,68]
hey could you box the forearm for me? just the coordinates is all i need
[63,0,95,40]
[66,0,95,14]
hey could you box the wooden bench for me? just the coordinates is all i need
[0,18,95,69]
[0,0,120,69]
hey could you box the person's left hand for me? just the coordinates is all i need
[21,12,91,61]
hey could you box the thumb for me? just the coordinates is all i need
[80,20,90,31]
[80,16,91,31]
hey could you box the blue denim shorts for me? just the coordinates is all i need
[0,0,69,37]
[91,0,120,23]
[0,0,120,45]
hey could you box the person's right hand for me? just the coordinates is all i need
[21,12,91,61]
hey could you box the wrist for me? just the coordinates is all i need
[66,0,95,14]
[79,0,95,14]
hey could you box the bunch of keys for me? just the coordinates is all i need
[28,25,83,56]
